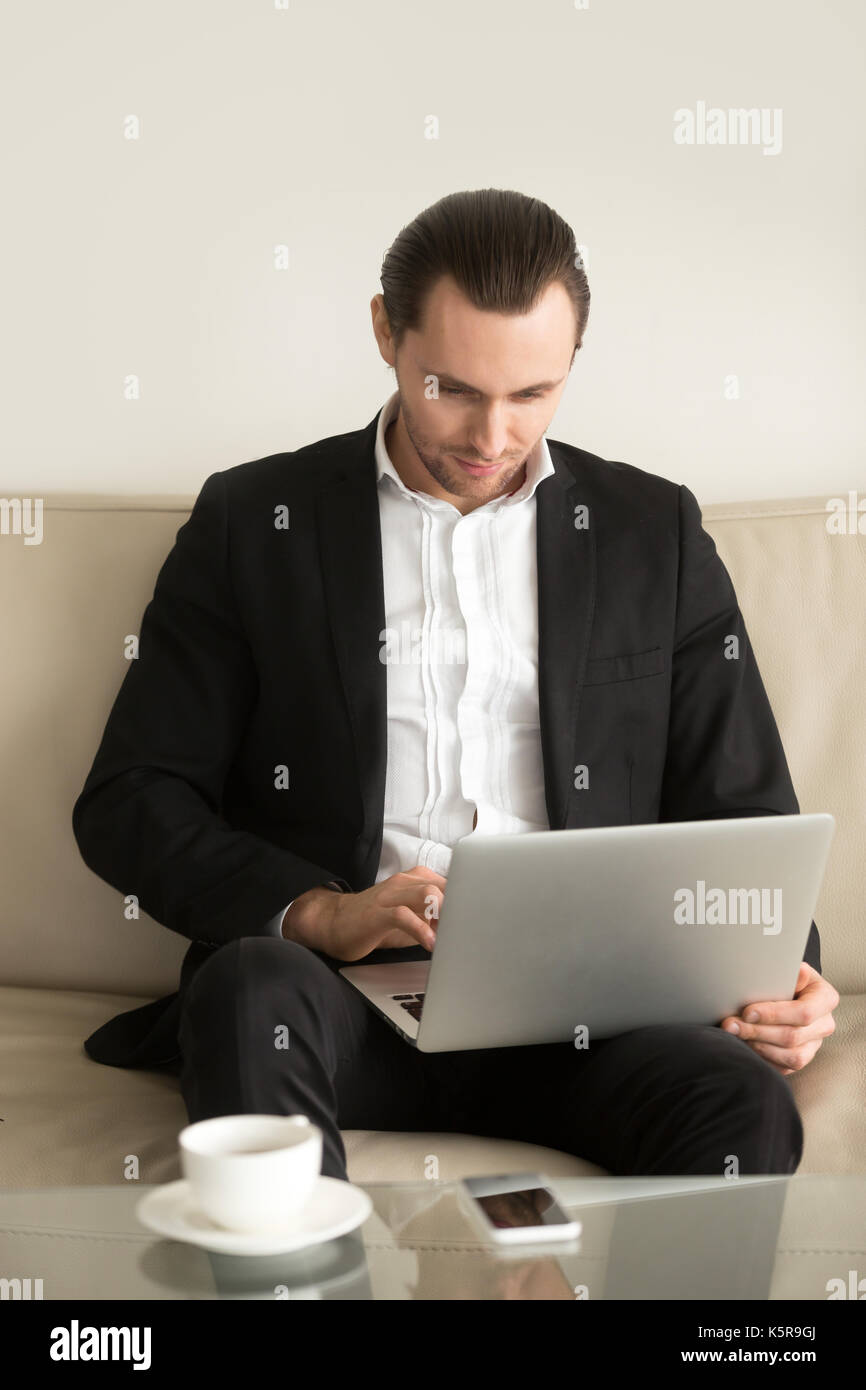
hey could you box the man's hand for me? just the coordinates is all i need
[282,866,446,962]
[721,963,840,1075]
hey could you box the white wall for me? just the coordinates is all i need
[3,0,863,502]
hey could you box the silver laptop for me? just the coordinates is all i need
[338,813,835,1052]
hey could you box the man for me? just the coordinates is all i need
[73,188,838,1183]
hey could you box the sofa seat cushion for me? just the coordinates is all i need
[792,986,866,1173]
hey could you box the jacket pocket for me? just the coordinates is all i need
[582,645,666,686]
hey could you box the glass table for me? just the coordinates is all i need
[0,1174,864,1300]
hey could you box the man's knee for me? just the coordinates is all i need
[181,935,331,1016]
[628,1022,802,1156]
[615,1022,802,1116]
[716,1030,804,1166]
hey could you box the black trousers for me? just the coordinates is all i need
[176,936,805,1181]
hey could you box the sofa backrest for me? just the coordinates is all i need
[1,491,862,997]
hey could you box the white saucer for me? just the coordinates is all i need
[135,1177,372,1256]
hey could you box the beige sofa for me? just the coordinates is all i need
[1,490,863,1190]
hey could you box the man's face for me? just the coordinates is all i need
[371,274,577,512]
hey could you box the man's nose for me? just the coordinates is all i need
[465,403,511,461]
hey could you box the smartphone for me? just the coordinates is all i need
[459,1172,582,1246]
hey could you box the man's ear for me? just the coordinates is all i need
[371,294,396,367]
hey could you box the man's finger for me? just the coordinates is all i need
[731,972,837,1028]
[747,1037,824,1072]
[389,904,438,949]
[723,1012,836,1047]
[407,866,448,887]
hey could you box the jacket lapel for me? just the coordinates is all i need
[316,416,388,862]
[536,444,597,829]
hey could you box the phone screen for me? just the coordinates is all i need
[462,1173,575,1233]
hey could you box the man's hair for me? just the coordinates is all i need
[379,188,590,362]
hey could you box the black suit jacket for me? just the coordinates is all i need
[73,406,821,1069]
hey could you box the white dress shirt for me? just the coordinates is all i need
[266,390,555,937]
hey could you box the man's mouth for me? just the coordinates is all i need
[453,455,503,476]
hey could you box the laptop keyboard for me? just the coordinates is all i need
[392,992,426,1022]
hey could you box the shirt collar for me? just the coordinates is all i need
[374,389,555,509]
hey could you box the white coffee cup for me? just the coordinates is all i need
[179,1114,323,1233]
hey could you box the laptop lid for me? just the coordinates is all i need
[413,813,834,1052]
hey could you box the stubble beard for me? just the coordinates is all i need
[399,401,531,501]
